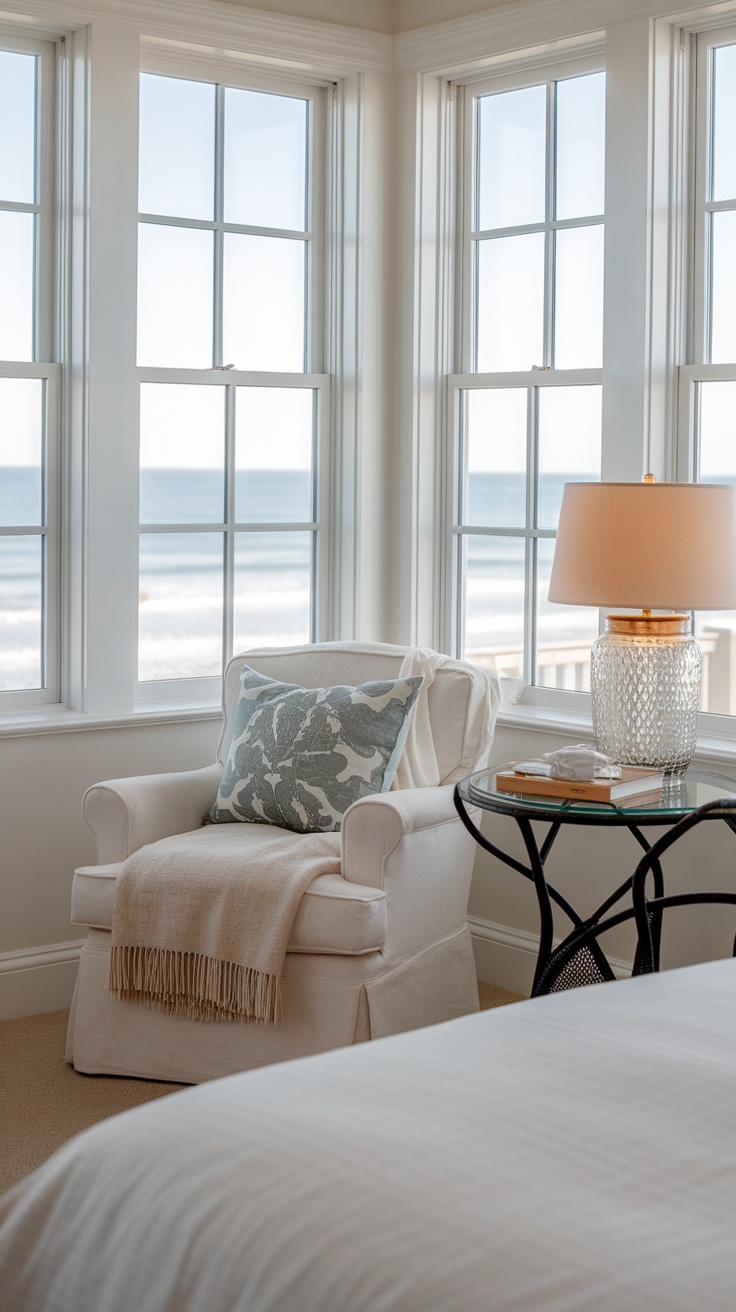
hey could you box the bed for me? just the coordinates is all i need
[1,959,735,1311]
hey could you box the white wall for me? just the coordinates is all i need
[0,719,221,1017]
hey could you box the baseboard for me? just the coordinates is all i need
[0,940,84,1020]
[0,921,629,1021]
[469,915,631,997]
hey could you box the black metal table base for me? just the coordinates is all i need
[454,793,663,995]
[454,782,736,997]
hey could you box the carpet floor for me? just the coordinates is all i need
[0,982,525,1195]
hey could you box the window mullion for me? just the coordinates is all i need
[544,79,556,368]
[470,92,480,373]
[213,84,225,368]
[525,386,538,686]
[223,380,236,662]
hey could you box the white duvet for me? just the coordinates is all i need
[2,959,736,1311]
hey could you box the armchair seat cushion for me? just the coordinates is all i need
[72,830,388,957]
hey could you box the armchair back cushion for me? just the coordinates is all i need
[210,666,423,832]
[218,643,489,787]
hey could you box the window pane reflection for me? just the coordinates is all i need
[140,384,224,524]
[137,224,214,368]
[554,225,604,369]
[555,72,605,221]
[224,88,307,231]
[0,50,36,205]
[712,45,736,204]
[537,386,602,530]
[466,389,527,528]
[0,378,43,527]
[0,211,34,361]
[138,73,216,222]
[536,538,598,690]
[0,535,42,690]
[223,234,305,372]
[477,233,545,372]
[710,211,736,363]
[695,380,736,715]
[235,388,313,523]
[463,534,525,678]
[477,84,546,231]
[138,533,223,680]
[233,531,311,650]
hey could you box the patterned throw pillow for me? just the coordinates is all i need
[210,667,424,833]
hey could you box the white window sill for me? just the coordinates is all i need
[497,700,736,773]
[0,703,222,739]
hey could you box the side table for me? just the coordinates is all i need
[454,765,736,996]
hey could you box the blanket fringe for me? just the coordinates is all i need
[109,945,282,1024]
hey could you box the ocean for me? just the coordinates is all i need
[0,468,631,689]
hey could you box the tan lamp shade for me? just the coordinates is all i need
[548,481,736,612]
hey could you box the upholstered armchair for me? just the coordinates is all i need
[66,642,499,1084]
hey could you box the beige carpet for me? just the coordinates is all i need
[0,983,525,1195]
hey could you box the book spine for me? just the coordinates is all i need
[496,777,611,802]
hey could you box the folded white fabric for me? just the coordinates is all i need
[109,825,341,1024]
[393,647,500,788]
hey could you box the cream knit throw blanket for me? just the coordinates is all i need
[109,825,341,1025]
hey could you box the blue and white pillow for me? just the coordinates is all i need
[210,666,423,833]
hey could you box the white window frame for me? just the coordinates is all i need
[134,57,330,707]
[446,51,605,712]
[0,31,60,711]
[676,21,736,737]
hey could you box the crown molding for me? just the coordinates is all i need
[4,0,736,82]
[394,0,736,76]
[0,0,393,75]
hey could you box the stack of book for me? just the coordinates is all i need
[493,763,664,807]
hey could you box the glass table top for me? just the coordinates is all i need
[460,764,736,822]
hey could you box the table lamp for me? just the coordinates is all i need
[547,477,736,774]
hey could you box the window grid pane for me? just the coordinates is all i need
[137,379,318,682]
[137,72,310,375]
[0,44,52,701]
[457,383,602,689]
[137,70,319,685]
[460,68,604,689]
[472,71,605,374]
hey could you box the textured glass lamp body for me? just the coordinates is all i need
[590,616,701,774]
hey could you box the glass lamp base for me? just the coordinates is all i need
[590,615,701,775]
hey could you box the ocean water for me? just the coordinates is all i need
[1,467,704,689]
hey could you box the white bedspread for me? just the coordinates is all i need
[2,959,736,1311]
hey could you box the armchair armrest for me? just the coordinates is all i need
[83,763,223,864]
[340,786,476,964]
[340,786,460,888]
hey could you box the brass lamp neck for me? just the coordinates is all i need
[603,613,692,638]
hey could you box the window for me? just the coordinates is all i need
[450,64,605,695]
[136,69,327,699]
[0,37,58,709]
[682,29,736,717]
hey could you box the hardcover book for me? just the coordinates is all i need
[492,764,664,805]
